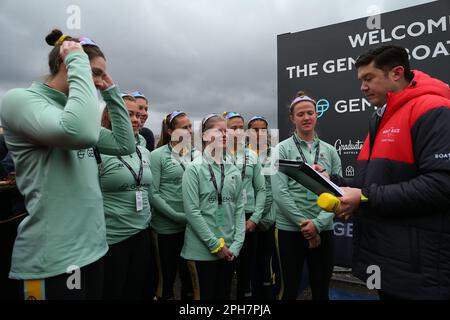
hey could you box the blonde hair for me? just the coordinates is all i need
[198,114,226,150]
[202,115,225,133]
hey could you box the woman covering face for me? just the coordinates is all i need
[0,28,135,300]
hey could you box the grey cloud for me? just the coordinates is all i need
[0,0,434,131]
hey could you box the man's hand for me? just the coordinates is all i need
[336,187,362,220]
[246,220,257,233]
[300,219,318,240]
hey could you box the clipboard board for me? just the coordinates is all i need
[277,159,344,197]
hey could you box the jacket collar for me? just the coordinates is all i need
[293,132,319,148]
[29,82,67,107]
[382,70,450,125]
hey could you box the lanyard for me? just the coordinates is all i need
[232,150,247,181]
[168,143,193,171]
[208,163,225,205]
[118,147,144,189]
[137,134,142,146]
[292,135,320,165]
[93,146,102,165]
[259,147,271,165]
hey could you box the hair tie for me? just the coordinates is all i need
[54,35,68,46]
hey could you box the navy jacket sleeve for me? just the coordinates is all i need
[140,127,155,152]
[364,107,450,216]
[330,174,353,187]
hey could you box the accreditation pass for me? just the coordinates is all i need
[136,190,143,212]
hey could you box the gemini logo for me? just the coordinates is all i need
[345,166,355,177]
[316,99,330,118]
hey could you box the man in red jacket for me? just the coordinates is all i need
[332,45,450,299]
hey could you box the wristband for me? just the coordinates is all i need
[211,237,225,254]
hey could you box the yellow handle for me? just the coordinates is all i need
[317,193,341,213]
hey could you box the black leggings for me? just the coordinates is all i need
[276,229,334,300]
[19,257,104,300]
[186,259,235,300]
[153,231,192,300]
[236,212,258,299]
[1,213,26,300]
[254,224,276,299]
[103,228,154,300]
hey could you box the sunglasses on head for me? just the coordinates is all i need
[202,113,220,131]
[289,96,316,111]
[166,110,185,125]
[248,115,268,128]
[129,91,147,100]
[223,111,242,120]
[120,93,133,99]
[79,36,98,47]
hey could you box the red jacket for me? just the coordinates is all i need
[334,70,450,299]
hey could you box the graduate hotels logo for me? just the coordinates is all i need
[334,139,364,156]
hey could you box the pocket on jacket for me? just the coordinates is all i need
[358,218,420,272]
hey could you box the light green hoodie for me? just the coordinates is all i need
[150,144,201,234]
[0,51,135,279]
[257,147,275,231]
[100,142,153,245]
[272,134,342,232]
[230,148,266,224]
[181,155,245,261]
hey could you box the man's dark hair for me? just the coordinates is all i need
[355,45,414,81]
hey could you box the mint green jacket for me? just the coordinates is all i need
[150,144,201,234]
[272,134,342,232]
[257,148,275,231]
[100,143,153,245]
[0,51,135,279]
[181,156,245,261]
[231,148,266,224]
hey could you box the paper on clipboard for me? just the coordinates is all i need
[277,159,344,197]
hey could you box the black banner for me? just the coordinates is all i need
[277,0,450,267]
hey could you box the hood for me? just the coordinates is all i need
[383,70,450,122]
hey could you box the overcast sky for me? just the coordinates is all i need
[0,0,434,134]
